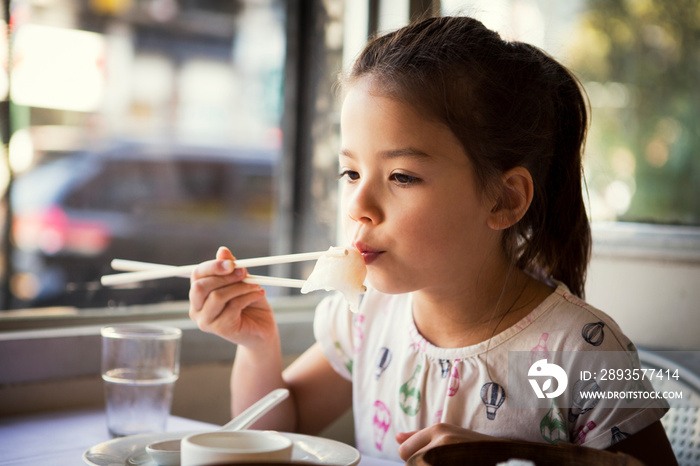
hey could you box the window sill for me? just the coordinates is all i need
[591,221,700,263]
[0,294,321,385]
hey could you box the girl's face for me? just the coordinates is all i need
[339,78,500,295]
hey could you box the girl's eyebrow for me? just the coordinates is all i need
[339,147,432,160]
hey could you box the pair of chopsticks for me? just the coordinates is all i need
[100,249,346,288]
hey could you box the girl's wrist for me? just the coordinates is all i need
[236,331,282,362]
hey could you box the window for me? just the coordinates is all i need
[0,1,343,418]
[440,0,699,226]
[0,0,292,311]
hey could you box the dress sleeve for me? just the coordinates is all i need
[565,322,670,449]
[568,345,670,449]
[313,293,356,381]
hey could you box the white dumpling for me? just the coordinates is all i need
[301,247,367,312]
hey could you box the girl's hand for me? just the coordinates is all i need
[396,423,496,461]
[189,246,276,349]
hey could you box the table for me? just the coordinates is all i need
[0,408,402,466]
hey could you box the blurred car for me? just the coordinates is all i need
[9,142,276,308]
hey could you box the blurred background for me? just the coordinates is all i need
[0,0,317,309]
[0,0,697,312]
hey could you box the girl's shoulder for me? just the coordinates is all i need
[510,282,635,353]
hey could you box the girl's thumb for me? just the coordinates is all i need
[216,246,235,261]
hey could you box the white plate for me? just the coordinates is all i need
[83,430,361,466]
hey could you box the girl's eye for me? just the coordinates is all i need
[338,170,360,182]
[390,172,420,186]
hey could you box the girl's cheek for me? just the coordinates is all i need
[341,215,354,241]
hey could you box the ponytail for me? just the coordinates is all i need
[514,45,592,298]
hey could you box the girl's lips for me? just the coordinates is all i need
[360,251,384,265]
[354,242,384,265]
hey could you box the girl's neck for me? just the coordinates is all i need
[411,267,553,348]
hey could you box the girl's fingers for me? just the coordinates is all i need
[189,268,247,311]
[186,247,274,345]
[216,246,235,261]
[189,278,260,321]
[395,431,417,444]
[191,247,245,282]
[396,424,495,461]
[190,258,235,281]
[396,429,430,461]
[197,288,266,335]
[190,283,262,330]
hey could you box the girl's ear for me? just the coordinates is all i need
[487,166,534,230]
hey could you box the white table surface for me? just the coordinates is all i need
[0,408,402,466]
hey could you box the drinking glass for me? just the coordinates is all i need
[101,324,182,437]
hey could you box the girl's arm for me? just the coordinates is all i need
[190,247,351,433]
[397,420,678,464]
[230,337,293,430]
[189,246,291,430]
[231,342,352,433]
[283,342,353,434]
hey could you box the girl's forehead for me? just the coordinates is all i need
[342,75,449,133]
[342,76,404,111]
[341,84,456,146]
[339,92,472,175]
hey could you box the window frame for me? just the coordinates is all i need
[0,294,321,387]
[591,221,700,264]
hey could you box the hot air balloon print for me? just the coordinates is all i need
[581,322,605,346]
[334,341,353,374]
[447,365,461,397]
[375,347,392,380]
[480,382,505,420]
[575,421,596,444]
[372,400,391,451]
[611,426,630,445]
[530,332,551,365]
[540,400,567,444]
[569,379,601,422]
[438,359,451,378]
[408,326,428,353]
[399,364,422,416]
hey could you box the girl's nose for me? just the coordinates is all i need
[345,181,383,225]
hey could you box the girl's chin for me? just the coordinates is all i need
[366,272,416,295]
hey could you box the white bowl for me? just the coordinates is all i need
[180,430,293,465]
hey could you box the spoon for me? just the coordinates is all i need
[145,388,290,466]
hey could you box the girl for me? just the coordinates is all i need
[189,16,676,464]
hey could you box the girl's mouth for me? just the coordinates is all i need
[354,242,384,265]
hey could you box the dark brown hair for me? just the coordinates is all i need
[344,16,591,297]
